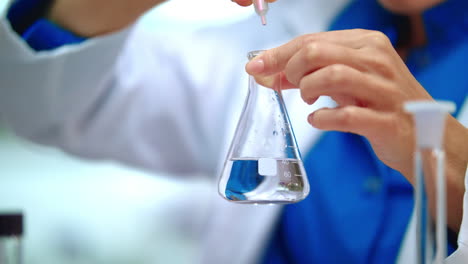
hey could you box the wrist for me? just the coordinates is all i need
[444,117,468,232]
[47,0,164,37]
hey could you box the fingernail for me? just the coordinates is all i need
[307,112,315,124]
[246,58,265,74]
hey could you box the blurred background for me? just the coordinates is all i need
[0,1,254,263]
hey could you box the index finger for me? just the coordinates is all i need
[246,29,377,76]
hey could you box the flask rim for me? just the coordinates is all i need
[247,50,265,61]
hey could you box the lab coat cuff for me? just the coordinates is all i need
[21,19,86,51]
[6,0,85,51]
[1,13,134,59]
[6,0,53,35]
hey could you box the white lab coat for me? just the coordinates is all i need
[0,0,467,263]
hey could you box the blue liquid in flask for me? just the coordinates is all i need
[222,158,308,204]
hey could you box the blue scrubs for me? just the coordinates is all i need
[263,0,468,263]
[6,0,468,263]
[7,0,84,50]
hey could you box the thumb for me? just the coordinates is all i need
[232,0,277,7]
[245,36,303,76]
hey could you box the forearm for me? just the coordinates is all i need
[47,0,167,37]
[444,116,468,232]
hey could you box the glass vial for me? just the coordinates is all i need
[0,213,23,264]
[218,50,309,204]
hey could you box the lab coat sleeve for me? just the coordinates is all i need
[0,14,239,175]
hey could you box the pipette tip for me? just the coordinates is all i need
[261,15,267,25]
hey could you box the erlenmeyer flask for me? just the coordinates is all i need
[218,50,309,204]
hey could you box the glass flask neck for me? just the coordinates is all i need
[247,50,281,94]
[247,50,264,61]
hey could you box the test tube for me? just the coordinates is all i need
[405,101,456,264]
[253,0,269,25]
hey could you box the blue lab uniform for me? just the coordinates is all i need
[263,0,468,263]
[6,0,468,263]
